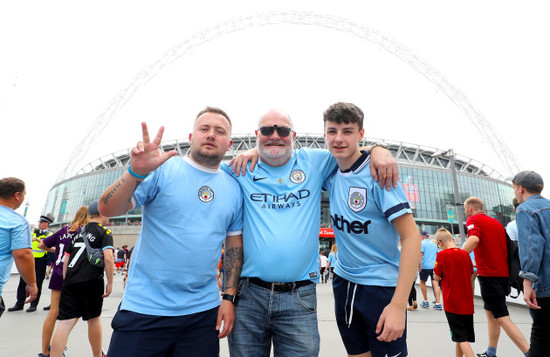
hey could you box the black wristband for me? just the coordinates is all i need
[222,293,238,305]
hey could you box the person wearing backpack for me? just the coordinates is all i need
[49,200,114,357]
[462,196,529,357]
[512,171,550,357]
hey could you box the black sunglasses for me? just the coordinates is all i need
[258,125,293,137]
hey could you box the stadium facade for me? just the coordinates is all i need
[44,134,515,246]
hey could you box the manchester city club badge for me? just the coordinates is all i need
[198,186,214,202]
[348,187,367,212]
[289,169,306,184]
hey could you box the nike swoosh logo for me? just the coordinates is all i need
[253,176,267,181]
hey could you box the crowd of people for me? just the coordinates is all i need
[0,103,548,357]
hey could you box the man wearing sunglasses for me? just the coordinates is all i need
[224,108,398,357]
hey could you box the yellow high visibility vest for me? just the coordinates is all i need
[31,230,52,258]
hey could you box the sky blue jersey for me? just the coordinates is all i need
[123,157,243,316]
[0,206,31,296]
[222,148,337,282]
[323,151,412,286]
[421,239,438,269]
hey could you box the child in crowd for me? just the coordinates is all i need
[434,228,475,357]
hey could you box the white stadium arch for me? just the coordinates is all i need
[57,11,519,182]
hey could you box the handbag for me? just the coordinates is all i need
[80,225,105,268]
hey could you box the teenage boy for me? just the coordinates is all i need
[322,102,420,357]
[50,200,114,357]
[434,228,475,357]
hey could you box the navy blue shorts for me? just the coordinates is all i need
[107,307,219,357]
[419,269,434,282]
[332,274,407,356]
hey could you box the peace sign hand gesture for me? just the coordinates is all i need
[130,122,178,176]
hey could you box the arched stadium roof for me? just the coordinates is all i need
[71,134,505,182]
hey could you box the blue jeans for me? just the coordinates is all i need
[228,278,320,357]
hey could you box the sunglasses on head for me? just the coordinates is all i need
[258,125,293,137]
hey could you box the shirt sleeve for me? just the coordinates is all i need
[226,186,244,236]
[10,221,32,250]
[505,221,518,241]
[466,216,480,237]
[517,210,544,283]
[372,182,412,223]
[300,149,338,181]
[133,164,163,208]
[101,229,115,251]
[42,228,62,248]
[322,171,335,192]
[220,162,237,178]
[434,252,443,277]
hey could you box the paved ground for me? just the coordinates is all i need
[1,273,533,356]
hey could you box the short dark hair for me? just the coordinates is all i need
[196,106,232,127]
[323,102,364,130]
[0,177,25,199]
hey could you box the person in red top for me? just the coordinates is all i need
[434,228,475,357]
[462,197,529,357]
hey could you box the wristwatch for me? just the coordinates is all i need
[222,293,238,305]
[370,142,389,152]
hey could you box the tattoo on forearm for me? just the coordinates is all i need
[223,246,243,290]
[102,177,126,205]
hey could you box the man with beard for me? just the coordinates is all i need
[99,107,244,357]
[225,109,398,357]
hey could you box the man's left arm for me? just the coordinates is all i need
[517,210,544,308]
[217,234,243,338]
[365,146,399,190]
[37,242,55,253]
[376,213,420,342]
[462,235,479,253]
[12,248,38,303]
[62,253,70,279]
[102,248,114,297]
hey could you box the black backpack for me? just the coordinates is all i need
[505,230,523,298]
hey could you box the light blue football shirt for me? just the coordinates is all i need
[421,239,438,269]
[222,148,337,282]
[323,151,412,286]
[328,251,338,269]
[123,157,243,316]
[0,205,31,296]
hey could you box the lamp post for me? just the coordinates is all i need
[23,201,30,218]
[432,149,466,243]
[446,204,455,235]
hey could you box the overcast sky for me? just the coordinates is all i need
[1,1,549,223]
